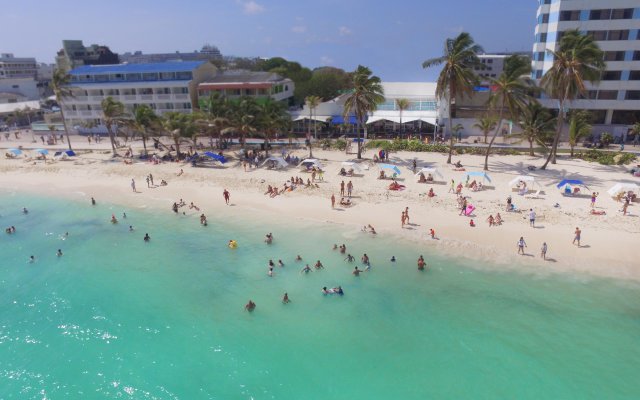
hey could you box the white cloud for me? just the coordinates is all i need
[291,25,307,33]
[237,0,265,15]
[338,26,352,36]
[320,56,334,65]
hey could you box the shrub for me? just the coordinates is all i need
[576,149,636,165]
[600,132,614,146]
[334,139,347,151]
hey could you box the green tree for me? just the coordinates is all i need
[342,65,385,159]
[568,110,592,157]
[132,105,160,155]
[483,54,533,171]
[257,98,291,156]
[163,112,195,156]
[101,97,130,156]
[51,68,75,151]
[305,95,322,158]
[224,97,259,149]
[540,29,605,169]
[473,115,498,144]
[423,32,483,164]
[514,102,555,156]
[396,98,410,136]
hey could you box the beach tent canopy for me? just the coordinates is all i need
[341,161,363,171]
[299,159,323,169]
[262,156,288,169]
[379,164,401,175]
[607,183,639,196]
[331,115,358,125]
[415,167,443,179]
[508,175,535,187]
[464,171,492,182]
[203,151,227,164]
[8,148,22,155]
[556,179,588,189]
[35,149,48,155]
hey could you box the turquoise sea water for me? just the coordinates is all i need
[1,191,639,399]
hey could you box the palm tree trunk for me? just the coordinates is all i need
[142,135,148,155]
[446,97,454,164]
[483,102,505,171]
[107,124,118,156]
[59,107,73,151]
[541,101,564,170]
[570,145,574,158]
[484,131,488,144]
[529,139,534,156]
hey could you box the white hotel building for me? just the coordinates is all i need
[533,0,640,130]
[62,61,216,126]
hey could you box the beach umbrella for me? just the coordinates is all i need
[607,183,639,196]
[8,148,22,155]
[556,179,588,189]
[65,150,76,157]
[508,175,535,187]
[379,164,401,175]
[203,151,227,164]
[464,171,492,183]
[35,149,48,155]
[415,167,443,179]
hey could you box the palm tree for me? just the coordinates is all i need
[163,112,195,157]
[51,68,75,151]
[514,102,556,156]
[258,98,291,156]
[101,97,130,156]
[132,105,160,155]
[631,122,640,145]
[342,65,385,159]
[568,110,592,157]
[483,54,533,171]
[423,32,483,164]
[473,115,497,144]
[305,95,322,158]
[396,98,410,136]
[225,97,259,149]
[540,29,605,169]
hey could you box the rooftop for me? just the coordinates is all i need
[202,71,287,84]
[69,61,206,75]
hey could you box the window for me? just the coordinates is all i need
[487,59,493,64]
[604,51,625,61]
[11,84,18,88]
[625,91,640,100]
[535,52,545,61]
[559,10,580,21]
[589,9,611,20]
[629,71,640,80]
[580,90,598,100]
[535,70,543,79]
[611,8,633,19]
[542,13,549,23]
[597,90,618,100]
[539,33,547,43]
[634,51,640,61]
[612,110,640,124]
[159,72,175,80]
[588,110,607,124]
[602,71,622,80]
[608,30,629,41]
[142,73,157,81]
[541,0,551,5]
[587,31,607,41]
[175,71,193,80]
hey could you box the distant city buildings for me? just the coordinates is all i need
[533,0,640,129]
[0,53,38,79]
[120,44,222,64]
[55,40,119,72]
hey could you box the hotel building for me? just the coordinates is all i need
[197,71,294,105]
[61,61,216,126]
[533,0,640,130]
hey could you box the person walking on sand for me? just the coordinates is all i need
[401,211,406,228]
[590,192,598,208]
[448,179,455,193]
[331,193,336,208]
[131,179,136,193]
[347,181,353,198]
[540,242,548,260]
[404,207,410,224]
[149,174,154,186]
[517,236,527,255]
[223,189,230,205]
[573,227,581,246]
[146,175,150,188]
[340,180,345,196]
[529,208,536,228]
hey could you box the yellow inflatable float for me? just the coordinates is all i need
[228,240,238,249]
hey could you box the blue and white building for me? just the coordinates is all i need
[61,61,216,126]
[533,0,640,130]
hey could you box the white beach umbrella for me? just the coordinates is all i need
[607,183,639,197]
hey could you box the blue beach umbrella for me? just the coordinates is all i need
[379,164,401,175]
[556,179,588,189]
[65,150,76,157]
[203,151,227,164]
[35,149,49,155]
[464,171,492,183]
[8,148,22,155]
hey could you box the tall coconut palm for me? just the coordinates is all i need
[51,68,75,151]
[483,54,533,171]
[342,65,385,159]
[568,110,592,157]
[540,29,605,169]
[305,95,322,158]
[132,105,160,155]
[101,97,129,156]
[396,98,410,136]
[163,112,195,157]
[423,32,482,163]
[515,102,556,156]
[473,115,498,144]
[258,98,291,156]
[225,97,259,149]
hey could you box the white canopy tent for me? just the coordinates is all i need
[262,156,288,169]
[415,167,443,179]
[299,159,323,171]
[607,183,639,197]
[508,176,536,187]
[341,161,363,172]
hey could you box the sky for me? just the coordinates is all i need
[2,0,538,81]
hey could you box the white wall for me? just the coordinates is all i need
[0,78,39,100]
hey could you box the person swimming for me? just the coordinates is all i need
[353,266,362,276]
[268,266,274,277]
[314,260,324,269]
[22,207,28,214]
[28,255,35,263]
[129,225,134,232]
[265,233,273,244]
[268,259,275,267]
[245,300,256,312]
[301,264,312,273]
[295,255,302,261]
[390,256,396,262]
[143,233,150,242]
[111,214,118,224]
[278,259,284,267]
[345,254,355,262]
[56,249,63,257]
[282,293,290,303]
[417,255,425,270]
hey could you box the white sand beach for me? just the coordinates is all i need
[2,138,639,281]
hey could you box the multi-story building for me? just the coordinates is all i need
[533,0,640,130]
[0,78,40,101]
[197,71,294,104]
[61,61,216,127]
[56,40,119,72]
[120,44,223,64]
[0,53,38,79]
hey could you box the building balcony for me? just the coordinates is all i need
[90,96,104,101]
[173,93,189,100]
[156,94,171,100]
[139,95,153,101]
[122,95,137,101]
[80,110,95,117]
[72,96,89,102]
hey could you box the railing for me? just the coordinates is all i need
[173,93,189,100]
[139,95,153,100]
[64,111,79,117]
[156,94,171,100]
[73,96,89,102]
[122,95,137,101]
[80,110,94,117]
